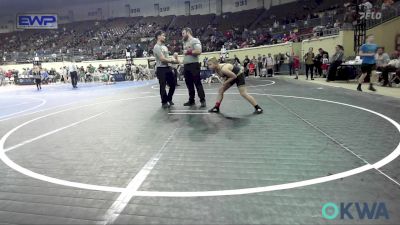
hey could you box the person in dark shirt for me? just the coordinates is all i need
[327,45,344,81]
[304,47,315,80]
[234,55,241,65]
[286,52,294,76]
[243,55,250,77]
[315,48,329,77]
[257,54,263,76]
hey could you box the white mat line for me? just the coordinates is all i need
[169,110,209,112]
[101,127,179,225]
[5,112,106,152]
[374,168,400,187]
[168,112,210,115]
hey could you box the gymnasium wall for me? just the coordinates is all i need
[0,58,150,72]
[335,17,400,57]
[0,0,298,28]
[341,30,356,58]
[1,43,295,72]
[198,42,294,63]
[366,16,400,54]
[301,34,344,59]
[221,0,261,13]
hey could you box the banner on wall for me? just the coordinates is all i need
[17,14,58,29]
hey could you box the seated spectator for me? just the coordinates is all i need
[313,25,325,37]
[375,47,391,86]
[327,45,345,81]
[381,0,394,10]
[334,20,341,28]
[289,31,297,42]
[359,0,373,12]
[383,51,400,86]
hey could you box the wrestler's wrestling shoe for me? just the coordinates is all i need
[254,106,263,114]
[208,106,220,113]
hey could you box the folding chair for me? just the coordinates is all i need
[206,74,223,84]
[389,72,400,87]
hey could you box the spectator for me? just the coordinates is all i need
[248,60,256,76]
[220,45,227,62]
[327,45,344,81]
[233,55,241,65]
[293,55,301,79]
[386,52,400,85]
[286,52,294,76]
[257,54,263,76]
[322,54,330,78]
[251,56,258,77]
[243,55,250,76]
[360,0,373,12]
[262,54,267,73]
[313,26,325,37]
[61,66,68,83]
[304,47,315,80]
[277,53,285,73]
[203,57,208,67]
[382,0,394,10]
[266,53,275,77]
[79,66,86,82]
[315,48,329,77]
[334,20,341,28]
[375,47,391,86]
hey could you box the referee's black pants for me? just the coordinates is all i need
[183,62,205,103]
[156,67,176,104]
[70,71,78,87]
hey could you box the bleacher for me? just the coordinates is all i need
[256,1,314,28]
[2,0,398,64]
[215,9,264,30]
[138,15,174,28]
[172,14,215,30]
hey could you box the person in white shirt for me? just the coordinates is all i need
[380,51,400,86]
[266,53,275,77]
[220,45,227,63]
[68,61,78,88]
[333,20,341,28]
[60,66,68,83]
[360,0,373,12]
